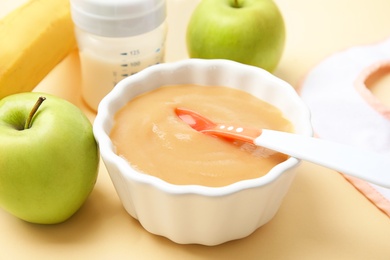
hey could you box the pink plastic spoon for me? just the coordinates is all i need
[175,108,390,188]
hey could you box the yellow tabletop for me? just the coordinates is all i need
[1,0,390,259]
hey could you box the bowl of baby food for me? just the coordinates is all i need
[93,59,312,245]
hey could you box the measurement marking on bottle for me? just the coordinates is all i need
[120,52,128,56]
[121,64,128,67]
[129,50,140,56]
[130,61,141,67]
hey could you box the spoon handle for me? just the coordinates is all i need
[255,129,390,188]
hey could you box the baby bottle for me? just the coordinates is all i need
[70,0,167,111]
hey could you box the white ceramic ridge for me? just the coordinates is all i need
[93,59,313,245]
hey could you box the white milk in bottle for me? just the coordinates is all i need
[70,0,167,111]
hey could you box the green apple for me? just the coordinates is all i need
[0,92,99,224]
[186,0,285,72]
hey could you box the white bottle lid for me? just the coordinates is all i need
[70,0,166,38]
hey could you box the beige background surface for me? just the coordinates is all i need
[1,0,390,259]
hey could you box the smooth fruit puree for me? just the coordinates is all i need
[110,84,293,187]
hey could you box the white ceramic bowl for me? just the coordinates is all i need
[93,59,313,245]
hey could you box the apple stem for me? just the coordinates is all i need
[233,0,239,8]
[24,96,46,129]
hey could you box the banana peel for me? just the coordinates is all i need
[0,0,76,99]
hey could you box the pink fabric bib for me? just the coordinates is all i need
[300,38,390,217]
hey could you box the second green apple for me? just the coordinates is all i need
[186,0,285,72]
[0,92,99,224]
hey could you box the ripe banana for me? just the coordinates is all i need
[0,0,76,99]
